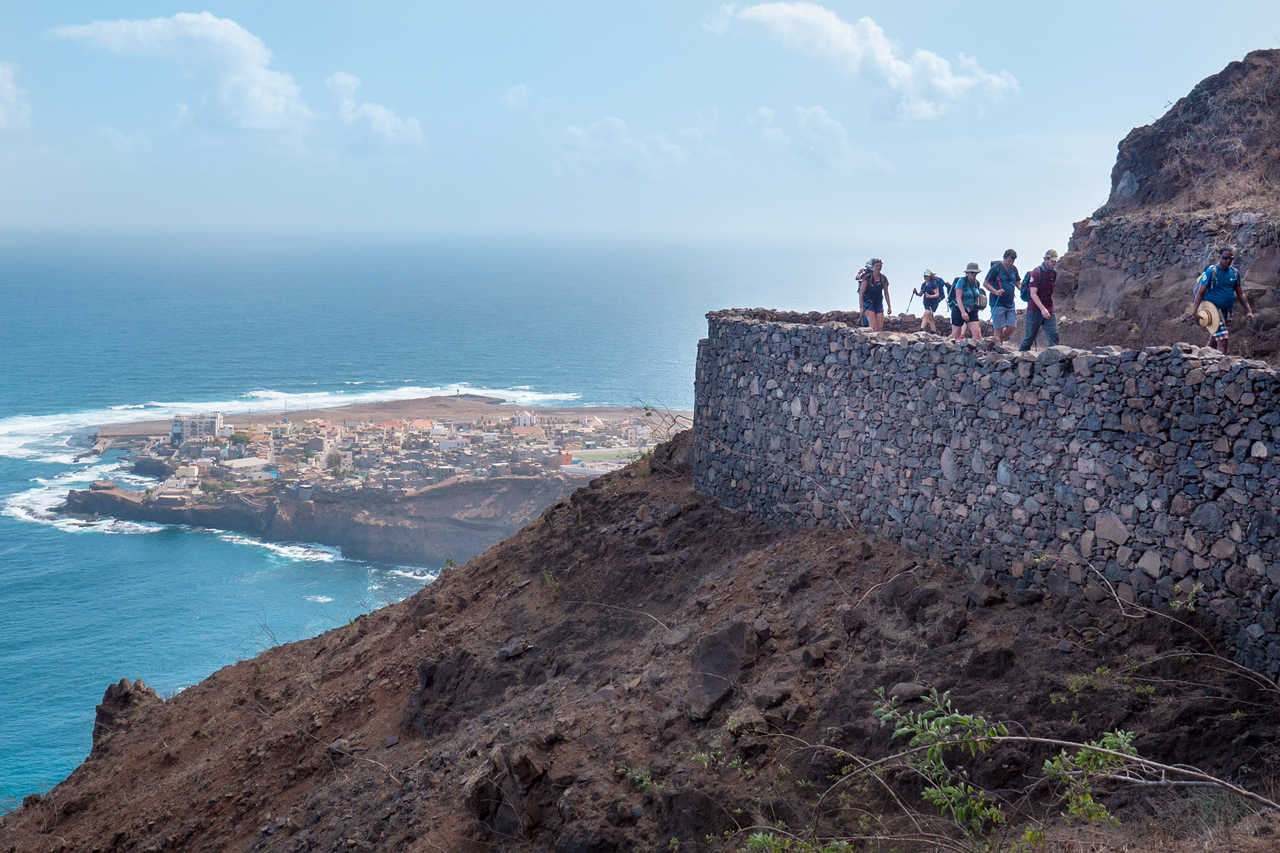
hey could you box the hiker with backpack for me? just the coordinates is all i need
[859,258,891,331]
[855,259,873,327]
[1192,247,1254,354]
[913,269,944,334]
[984,249,1019,345]
[1019,249,1060,350]
[949,263,984,340]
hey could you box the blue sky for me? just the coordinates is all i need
[1,2,1277,276]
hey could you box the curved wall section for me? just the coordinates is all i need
[693,309,1280,673]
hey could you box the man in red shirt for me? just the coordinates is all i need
[1019,249,1059,351]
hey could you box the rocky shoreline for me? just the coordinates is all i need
[62,474,579,566]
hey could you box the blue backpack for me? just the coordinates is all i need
[1020,270,1033,302]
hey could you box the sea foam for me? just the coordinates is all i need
[2,461,163,535]
[217,534,342,563]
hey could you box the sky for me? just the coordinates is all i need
[1,2,1277,281]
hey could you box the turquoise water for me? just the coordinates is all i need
[0,232,857,808]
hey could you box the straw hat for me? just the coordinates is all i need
[1195,302,1222,330]
[922,268,934,277]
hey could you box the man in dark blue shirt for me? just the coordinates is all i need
[984,249,1019,345]
[1192,247,1254,355]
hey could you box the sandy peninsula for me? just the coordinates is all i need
[96,394,690,438]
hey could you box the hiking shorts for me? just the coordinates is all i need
[923,297,942,313]
[950,306,968,327]
[991,305,1017,329]
[863,294,884,315]
[1212,306,1233,340]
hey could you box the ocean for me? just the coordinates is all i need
[0,231,859,809]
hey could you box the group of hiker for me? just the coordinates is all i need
[856,249,1059,351]
[857,245,1254,354]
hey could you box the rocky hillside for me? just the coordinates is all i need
[4,434,1280,852]
[1057,49,1280,359]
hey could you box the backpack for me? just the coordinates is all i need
[1020,270,1033,302]
[1195,265,1216,299]
[976,267,994,310]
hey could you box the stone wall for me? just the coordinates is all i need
[693,309,1280,673]
[1061,210,1280,316]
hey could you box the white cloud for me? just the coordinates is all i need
[54,12,310,131]
[325,72,422,144]
[724,3,1017,119]
[504,83,529,109]
[0,63,31,130]
[563,117,687,173]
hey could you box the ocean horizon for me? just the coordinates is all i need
[0,233,866,809]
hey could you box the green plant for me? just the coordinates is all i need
[1171,581,1205,613]
[1043,730,1136,824]
[541,568,559,595]
[741,834,853,853]
[621,765,661,794]
[688,748,723,771]
[872,687,1009,836]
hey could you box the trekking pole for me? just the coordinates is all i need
[907,291,916,314]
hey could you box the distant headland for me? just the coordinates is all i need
[68,394,690,566]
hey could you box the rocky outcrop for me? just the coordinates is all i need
[129,456,174,478]
[1056,49,1280,359]
[90,679,161,759]
[63,475,578,566]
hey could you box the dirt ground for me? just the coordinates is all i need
[3,432,1279,852]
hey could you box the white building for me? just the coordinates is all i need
[171,412,224,445]
[514,410,538,427]
[222,457,272,476]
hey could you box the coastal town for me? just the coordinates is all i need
[104,404,685,506]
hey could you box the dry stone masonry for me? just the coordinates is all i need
[693,309,1280,674]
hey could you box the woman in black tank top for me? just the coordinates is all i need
[859,258,891,331]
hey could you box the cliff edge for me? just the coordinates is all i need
[1057,49,1280,358]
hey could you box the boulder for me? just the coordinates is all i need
[686,620,749,720]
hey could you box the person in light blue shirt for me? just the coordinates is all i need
[1192,247,1254,355]
[949,263,983,341]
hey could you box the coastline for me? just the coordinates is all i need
[70,394,692,564]
[95,393,689,438]
[62,475,581,567]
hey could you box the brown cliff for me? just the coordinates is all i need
[1056,49,1280,359]
[6,434,1280,851]
[63,475,578,566]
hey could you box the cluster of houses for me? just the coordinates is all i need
[129,408,671,504]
